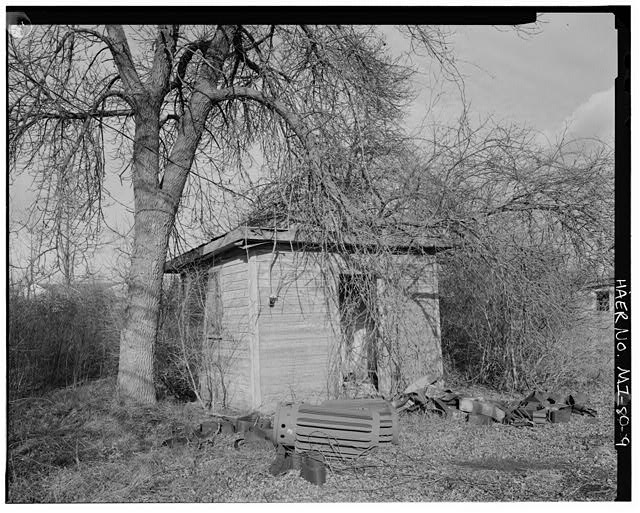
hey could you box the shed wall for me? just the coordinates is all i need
[197,246,443,411]
[201,253,252,410]
[254,249,339,410]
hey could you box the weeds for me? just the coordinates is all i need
[8,283,121,398]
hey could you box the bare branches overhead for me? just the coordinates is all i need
[9,22,613,403]
[9,23,462,403]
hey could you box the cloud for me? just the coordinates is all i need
[561,86,614,142]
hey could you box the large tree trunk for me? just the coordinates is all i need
[117,107,173,404]
[117,201,173,404]
[116,104,209,403]
[113,27,229,404]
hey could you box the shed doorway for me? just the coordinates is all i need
[338,273,379,390]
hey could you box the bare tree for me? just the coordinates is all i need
[9,24,457,404]
[248,117,613,392]
[406,123,614,389]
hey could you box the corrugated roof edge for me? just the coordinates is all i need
[164,224,451,273]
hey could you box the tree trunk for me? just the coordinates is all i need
[114,28,227,403]
[117,106,174,404]
[117,203,173,404]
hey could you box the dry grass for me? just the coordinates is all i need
[7,377,616,503]
[547,314,614,389]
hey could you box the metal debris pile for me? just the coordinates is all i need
[184,399,399,485]
[391,380,597,427]
[178,380,596,486]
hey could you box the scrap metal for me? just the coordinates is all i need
[185,380,597,486]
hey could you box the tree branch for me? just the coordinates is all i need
[39,109,133,120]
[147,25,179,99]
[198,85,310,143]
[160,113,180,127]
[105,25,145,100]
[170,40,211,90]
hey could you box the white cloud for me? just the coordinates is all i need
[560,86,614,142]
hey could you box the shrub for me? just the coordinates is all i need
[155,271,205,403]
[439,243,610,391]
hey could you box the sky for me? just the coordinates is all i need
[7,13,618,284]
[389,12,616,142]
[453,12,615,141]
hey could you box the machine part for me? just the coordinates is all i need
[532,409,548,424]
[549,405,571,423]
[268,445,301,475]
[194,421,220,438]
[272,402,300,446]
[300,451,327,485]
[272,401,398,459]
[321,398,399,444]
[220,420,236,434]
[236,412,259,433]
[458,398,506,422]
[467,413,493,425]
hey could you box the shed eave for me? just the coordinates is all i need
[164,223,452,273]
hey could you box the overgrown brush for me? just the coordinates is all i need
[7,378,204,503]
[8,282,122,398]
[440,245,612,392]
[155,272,206,403]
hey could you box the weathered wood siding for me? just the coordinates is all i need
[254,248,339,410]
[200,252,252,410]
[197,246,443,411]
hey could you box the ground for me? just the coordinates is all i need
[6,378,616,502]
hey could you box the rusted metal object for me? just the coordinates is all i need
[321,397,392,411]
[321,397,399,440]
[467,413,493,425]
[272,400,399,459]
[458,398,505,422]
[532,409,548,424]
[549,404,571,423]
[300,451,327,485]
[268,445,301,475]
[195,420,221,438]
[220,421,236,434]
[236,412,259,433]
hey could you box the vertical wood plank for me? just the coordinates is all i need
[376,277,392,396]
[200,264,221,408]
[247,252,261,408]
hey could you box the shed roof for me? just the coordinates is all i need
[165,224,450,273]
[582,275,615,290]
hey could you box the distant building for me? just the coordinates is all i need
[580,276,615,315]
[165,224,448,412]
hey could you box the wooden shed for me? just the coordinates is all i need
[165,225,447,412]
